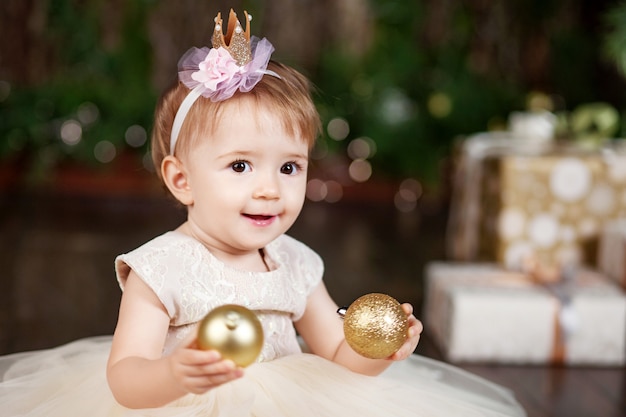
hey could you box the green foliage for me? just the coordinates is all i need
[314,1,522,184]
[603,1,626,79]
[0,0,156,177]
[2,0,625,187]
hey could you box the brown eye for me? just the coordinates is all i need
[231,161,250,173]
[280,162,301,175]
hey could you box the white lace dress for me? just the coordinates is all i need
[0,231,525,416]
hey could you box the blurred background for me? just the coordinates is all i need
[1,1,626,414]
[4,0,626,189]
[2,0,626,348]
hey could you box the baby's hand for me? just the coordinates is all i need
[168,337,244,395]
[388,303,422,361]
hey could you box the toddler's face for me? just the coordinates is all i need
[181,100,309,255]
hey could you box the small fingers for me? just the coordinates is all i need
[401,303,414,316]
[408,316,423,337]
[174,356,244,394]
[388,316,423,361]
[184,367,244,393]
[197,358,239,376]
[390,336,419,360]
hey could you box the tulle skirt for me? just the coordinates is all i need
[0,336,525,417]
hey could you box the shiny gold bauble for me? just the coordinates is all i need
[197,304,264,367]
[343,293,408,359]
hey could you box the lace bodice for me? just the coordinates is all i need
[115,231,323,361]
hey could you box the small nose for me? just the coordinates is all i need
[252,171,280,200]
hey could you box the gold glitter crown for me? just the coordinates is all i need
[212,9,252,66]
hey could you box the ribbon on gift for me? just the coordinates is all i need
[445,131,553,263]
[544,265,579,364]
[597,218,626,290]
[550,300,579,364]
[520,257,578,363]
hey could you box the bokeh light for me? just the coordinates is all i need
[526,91,554,112]
[380,89,414,125]
[306,179,344,203]
[60,120,82,145]
[347,137,376,160]
[94,140,116,163]
[125,124,147,147]
[327,117,350,141]
[394,178,423,212]
[427,92,452,118]
[77,102,99,125]
[348,159,372,182]
[399,178,423,197]
[306,178,327,202]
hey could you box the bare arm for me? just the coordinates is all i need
[106,271,242,409]
[294,283,422,376]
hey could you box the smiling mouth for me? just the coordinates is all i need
[243,214,276,225]
[244,214,274,221]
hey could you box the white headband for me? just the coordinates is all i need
[169,10,279,155]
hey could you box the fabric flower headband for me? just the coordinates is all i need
[169,9,280,155]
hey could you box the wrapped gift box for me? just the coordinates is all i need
[446,133,626,269]
[423,262,626,365]
[598,219,626,289]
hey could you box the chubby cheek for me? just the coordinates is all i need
[284,184,307,215]
[193,185,239,214]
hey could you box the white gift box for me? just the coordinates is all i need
[423,262,626,365]
[598,219,626,289]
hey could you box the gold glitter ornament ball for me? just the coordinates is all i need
[197,304,264,367]
[343,293,408,359]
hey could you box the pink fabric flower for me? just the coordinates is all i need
[177,37,276,102]
[191,47,240,91]
[170,37,280,154]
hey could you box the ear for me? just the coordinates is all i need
[161,155,194,206]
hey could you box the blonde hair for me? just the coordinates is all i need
[151,61,321,181]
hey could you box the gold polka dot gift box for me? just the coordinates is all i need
[446,133,626,270]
